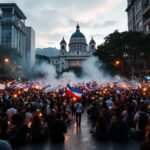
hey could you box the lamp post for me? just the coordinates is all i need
[114,59,124,75]
[3,57,9,64]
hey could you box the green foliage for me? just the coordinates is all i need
[95,31,150,77]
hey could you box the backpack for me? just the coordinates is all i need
[138,112,148,131]
[75,103,83,113]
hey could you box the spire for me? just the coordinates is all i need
[76,23,80,32]
[90,36,96,44]
[60,37,66,45]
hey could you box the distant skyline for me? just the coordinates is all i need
[0,0,128,49]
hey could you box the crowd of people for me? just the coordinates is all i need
[86,84,150,150]
[0,80,150,150]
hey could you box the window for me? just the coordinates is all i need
[1,24,12,47]
[61,45,65,50]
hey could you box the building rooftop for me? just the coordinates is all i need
[126,0,136,12]
[71,24,85,38]
[0,3,26,19]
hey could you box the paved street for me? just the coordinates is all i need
[15,112,141,150]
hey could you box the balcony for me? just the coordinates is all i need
[143,17,150,26]
[143,5,150,17]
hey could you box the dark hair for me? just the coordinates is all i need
[31,116,41,128]
[97,116,107,131]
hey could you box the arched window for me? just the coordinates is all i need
[61,45,65,50]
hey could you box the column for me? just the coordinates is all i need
[11,25,15,48]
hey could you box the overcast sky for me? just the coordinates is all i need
[0,0,128,49]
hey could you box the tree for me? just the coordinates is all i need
[95,31,150,78]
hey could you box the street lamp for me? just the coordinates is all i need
[4,58,9,64]
[114,59,124,75]
[115,60,120,65]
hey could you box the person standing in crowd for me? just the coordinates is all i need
[141,118,150,150]
[0,113,8,140]
[74,100,84,126]
[134,104,149,140]
[110,111,129,143]
[51,113,67,142]
[0,140,12,150]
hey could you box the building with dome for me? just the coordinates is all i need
[36,24,96,72]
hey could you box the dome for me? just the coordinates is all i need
[69,24,87,52]
[71,24,85,38]
[71,32,85,38]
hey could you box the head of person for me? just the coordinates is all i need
[31,116,41,128]
[0,140,12,150]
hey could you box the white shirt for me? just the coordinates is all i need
[75,102,83,113]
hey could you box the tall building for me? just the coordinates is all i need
[36,24,96,72]
[126,0,150,76]
[142,0,150,34]
[25,27,35,71]
[0,3,27,68]
[0,3,35,74]
[126,0,150,34]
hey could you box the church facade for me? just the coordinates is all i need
[48,24,96,72]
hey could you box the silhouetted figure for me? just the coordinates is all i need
[31,116,46,144]
[75,101,84,126]
[51,113,67,142]
[110,113,128,143]
[95,116,109,141]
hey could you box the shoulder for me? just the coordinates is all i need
[134,112,140,120]
[0,140,12,150]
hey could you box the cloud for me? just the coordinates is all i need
[0,0,127,48]
[93,20,118,28]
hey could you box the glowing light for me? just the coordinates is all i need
[115,60,120,65]
[7,121,11,125]
[13,94,17,98]
[28,122,32,128]
[110,85,114,88]
[143,87,147,92]
[122,84,127,89]
[24,88,28,92]
[63,102,66,106]
[4,58,9,64]
[18,91,21,94]
[73,97,76,101]
[38,112,43,117]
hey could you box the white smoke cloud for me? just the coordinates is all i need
[81,57,121,84]
[35,56,122,86]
